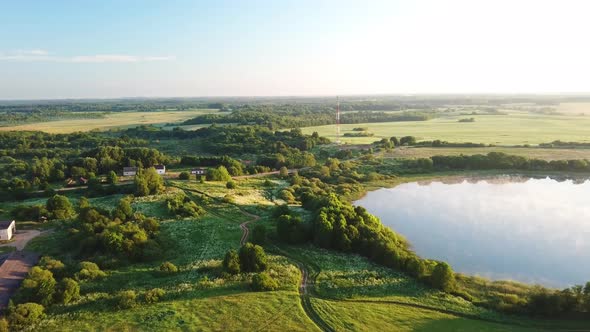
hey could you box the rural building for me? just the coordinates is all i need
[0,220,15,241]
[123,167,138,176]
[78,177,88,185]
[191,168,206,175]
[155,165,166,175]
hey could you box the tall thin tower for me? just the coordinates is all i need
[336,96,341,144]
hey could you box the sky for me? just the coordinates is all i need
[1,0,589,99]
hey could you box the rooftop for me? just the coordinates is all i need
[0,220,14,229]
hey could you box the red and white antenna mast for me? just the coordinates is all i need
[336,96,341,144]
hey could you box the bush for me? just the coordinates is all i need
[226,180,236,189]
[144,288,165,304]
[159,261,178,273]
[206,166,231,181]
[222,250,241,275]
[117,290,137,309]
[8,303,45,328]
[178,171,191,180]
[430,262,456,292]
[19,267,56,306]
[251,272,278,291]
[0,318,7,332]
[57,278,80,304]
[239,243,267,272]
[38,256,66,278]
[75,261,106,281]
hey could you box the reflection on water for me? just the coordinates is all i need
[355,176,590,288]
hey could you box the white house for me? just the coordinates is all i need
[155,165,166,175]
[191,168,206,175]
[0,220,15,241]
[123,167,138,176]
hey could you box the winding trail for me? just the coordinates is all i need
[239,210,260,246]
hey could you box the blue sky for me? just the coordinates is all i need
[1,0,589,99]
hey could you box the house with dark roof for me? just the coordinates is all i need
[123,167,138,176]
[155,165,166,175]
[0,220,15,241]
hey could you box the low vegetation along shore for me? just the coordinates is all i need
[1,97,590,331]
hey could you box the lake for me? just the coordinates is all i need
[355,176,590,288]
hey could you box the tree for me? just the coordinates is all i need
[251,224,266,245]
[78,196,90,210]
[178,171,191,180]
[107,171,118,184]
[113,196,134,221]
[222,249,241,274]
[75,261,106,280]
[46,194,74,220]
[206,166,232,181]
[251,272,278,291]
[57,278,80,304]
[0,318,7,332]
[20,267,56,306]
[226,180,236,189]
[430,262,456,292]
[134,175,149,197]
[144,167,164,195]
[239,243,267,272]
[279,166,289,178]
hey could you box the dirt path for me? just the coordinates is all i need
[0,229,46,251]
[239,210,260,245]
[0,251,40,309]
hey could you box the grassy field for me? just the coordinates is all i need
[311,299,537,332]
[0,109,218,133]
[301,112,590,145]
[386,146,590,160]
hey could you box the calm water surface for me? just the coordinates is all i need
[355,176,590,288]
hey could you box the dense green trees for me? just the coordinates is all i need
[57,278,80,304]
[46,194,74,219]
[166,192,205,218]
[222,250,241,275]
[206,166,232,181]
[431,152,590,172]
[133,167,163,196]
[19,267,56,306]
[7,303,45,329]
[239,243,268,272]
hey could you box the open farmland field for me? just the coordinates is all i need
[386,146,590,161]
[556,102,590,115]
[301,112,590,145]
[0,109,219,133]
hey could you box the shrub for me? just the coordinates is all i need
[0,318,7,332]
[222,250,241,275]
[251,272,278,291]
[8,303,45,328]
[159,261,178,273]
[117,290,137,309]
[75,261,106,281]
[239,243,267,272]
[178,171,191,180]
[19,267,56,306]
[226,180,236,189]
[38,256,66,278]
[430,262,456,292]
[57,278,80,304]
[144,288,165,304]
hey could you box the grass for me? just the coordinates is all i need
[386,146,590,160]
[311,298,537,332]
[301,111,590,145]
[0,109,218,133]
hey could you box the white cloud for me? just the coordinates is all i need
[0,50,175,63]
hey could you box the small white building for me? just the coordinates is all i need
[155,165,166,175]
[123,167,138,176]
[191,168,206,175]
[0,220,15,241]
